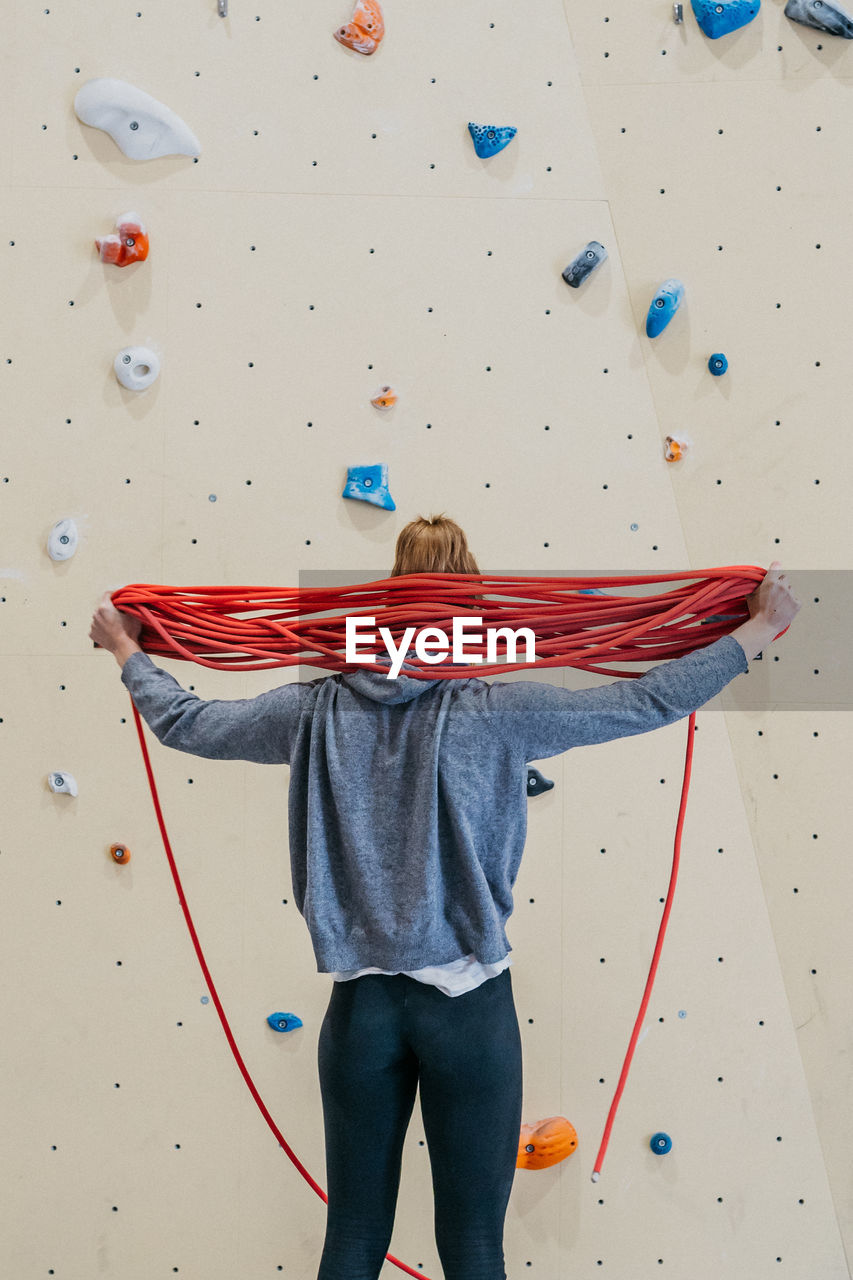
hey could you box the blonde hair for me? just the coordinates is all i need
[390,514,480,577]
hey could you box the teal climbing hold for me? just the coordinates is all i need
[342,464,396,511]
[650,1132,673,1154]
[468,122,517,158]
[646,279,685,338]
[691,0,760,38]
[267,1012,303,1033]
[708,352,728,375]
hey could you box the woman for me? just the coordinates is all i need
[90,515,800,1280]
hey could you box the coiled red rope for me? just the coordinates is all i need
[114,566,769,1247]
[111,566,766,677]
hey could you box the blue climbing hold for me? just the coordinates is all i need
[577,588,608,596]
[468,122,517,158]
[691,0,760,38]
[267,1012,303,1033]
[708,352,728,376]
[342,464,396,511]
[645,279,685,338]
[650,1132,673,1155]
[526,767,554,797]
[562,241,608,289]
[785,0,853,35]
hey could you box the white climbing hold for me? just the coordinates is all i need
[48,772,78,797]
[74,78,201,160]
[114,345,161,392]
[47,518,79,562]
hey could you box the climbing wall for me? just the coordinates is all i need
[1,1,851,1277]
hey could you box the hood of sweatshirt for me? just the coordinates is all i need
[340,648,451,705]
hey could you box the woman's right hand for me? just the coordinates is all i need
[746,561,802,632]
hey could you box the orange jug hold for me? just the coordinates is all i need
[334,0,385,54]
[517,1116,578,1170]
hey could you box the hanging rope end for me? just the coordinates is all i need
[591,1169,601,1183]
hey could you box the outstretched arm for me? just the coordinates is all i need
[90,590,305,764]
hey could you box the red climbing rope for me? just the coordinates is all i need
[110,566,768,677]
[115,566,772,1213]
[590,706,697,1182]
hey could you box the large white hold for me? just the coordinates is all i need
[114,346,161,392]
[74,78,201,160]
[47,517,79,562]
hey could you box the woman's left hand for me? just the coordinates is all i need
[90,591,143,652]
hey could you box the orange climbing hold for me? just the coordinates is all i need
[517,1116,578,1170]
[665,434,690,462]
[110,843,131,864]
[371,385,397,408]
[95,214,149,266]
[333,0,385,54]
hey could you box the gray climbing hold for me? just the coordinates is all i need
[468,123,517,158]
[784,0,853,35]
[342,464,396,511]
[691,0,760,38]
[562,241,608,289]
[526,767,554,797]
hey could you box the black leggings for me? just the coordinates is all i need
[316,968,523,1280]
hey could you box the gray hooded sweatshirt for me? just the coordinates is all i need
[120,632,749,973]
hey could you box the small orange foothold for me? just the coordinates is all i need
[334,0,385,54]
[371,385,397,409]
[517,1116,578,1170]
[110,843,131,864]
[95,214,149,266]
[664,434,689,462]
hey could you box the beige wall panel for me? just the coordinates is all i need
[564,0,853,83]
[0,39,12,191]
[725,709,853,1252]
[577,76,853,568]
[548,712,844,1277]
[14,3,603,201]
[3,0,852,1277]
